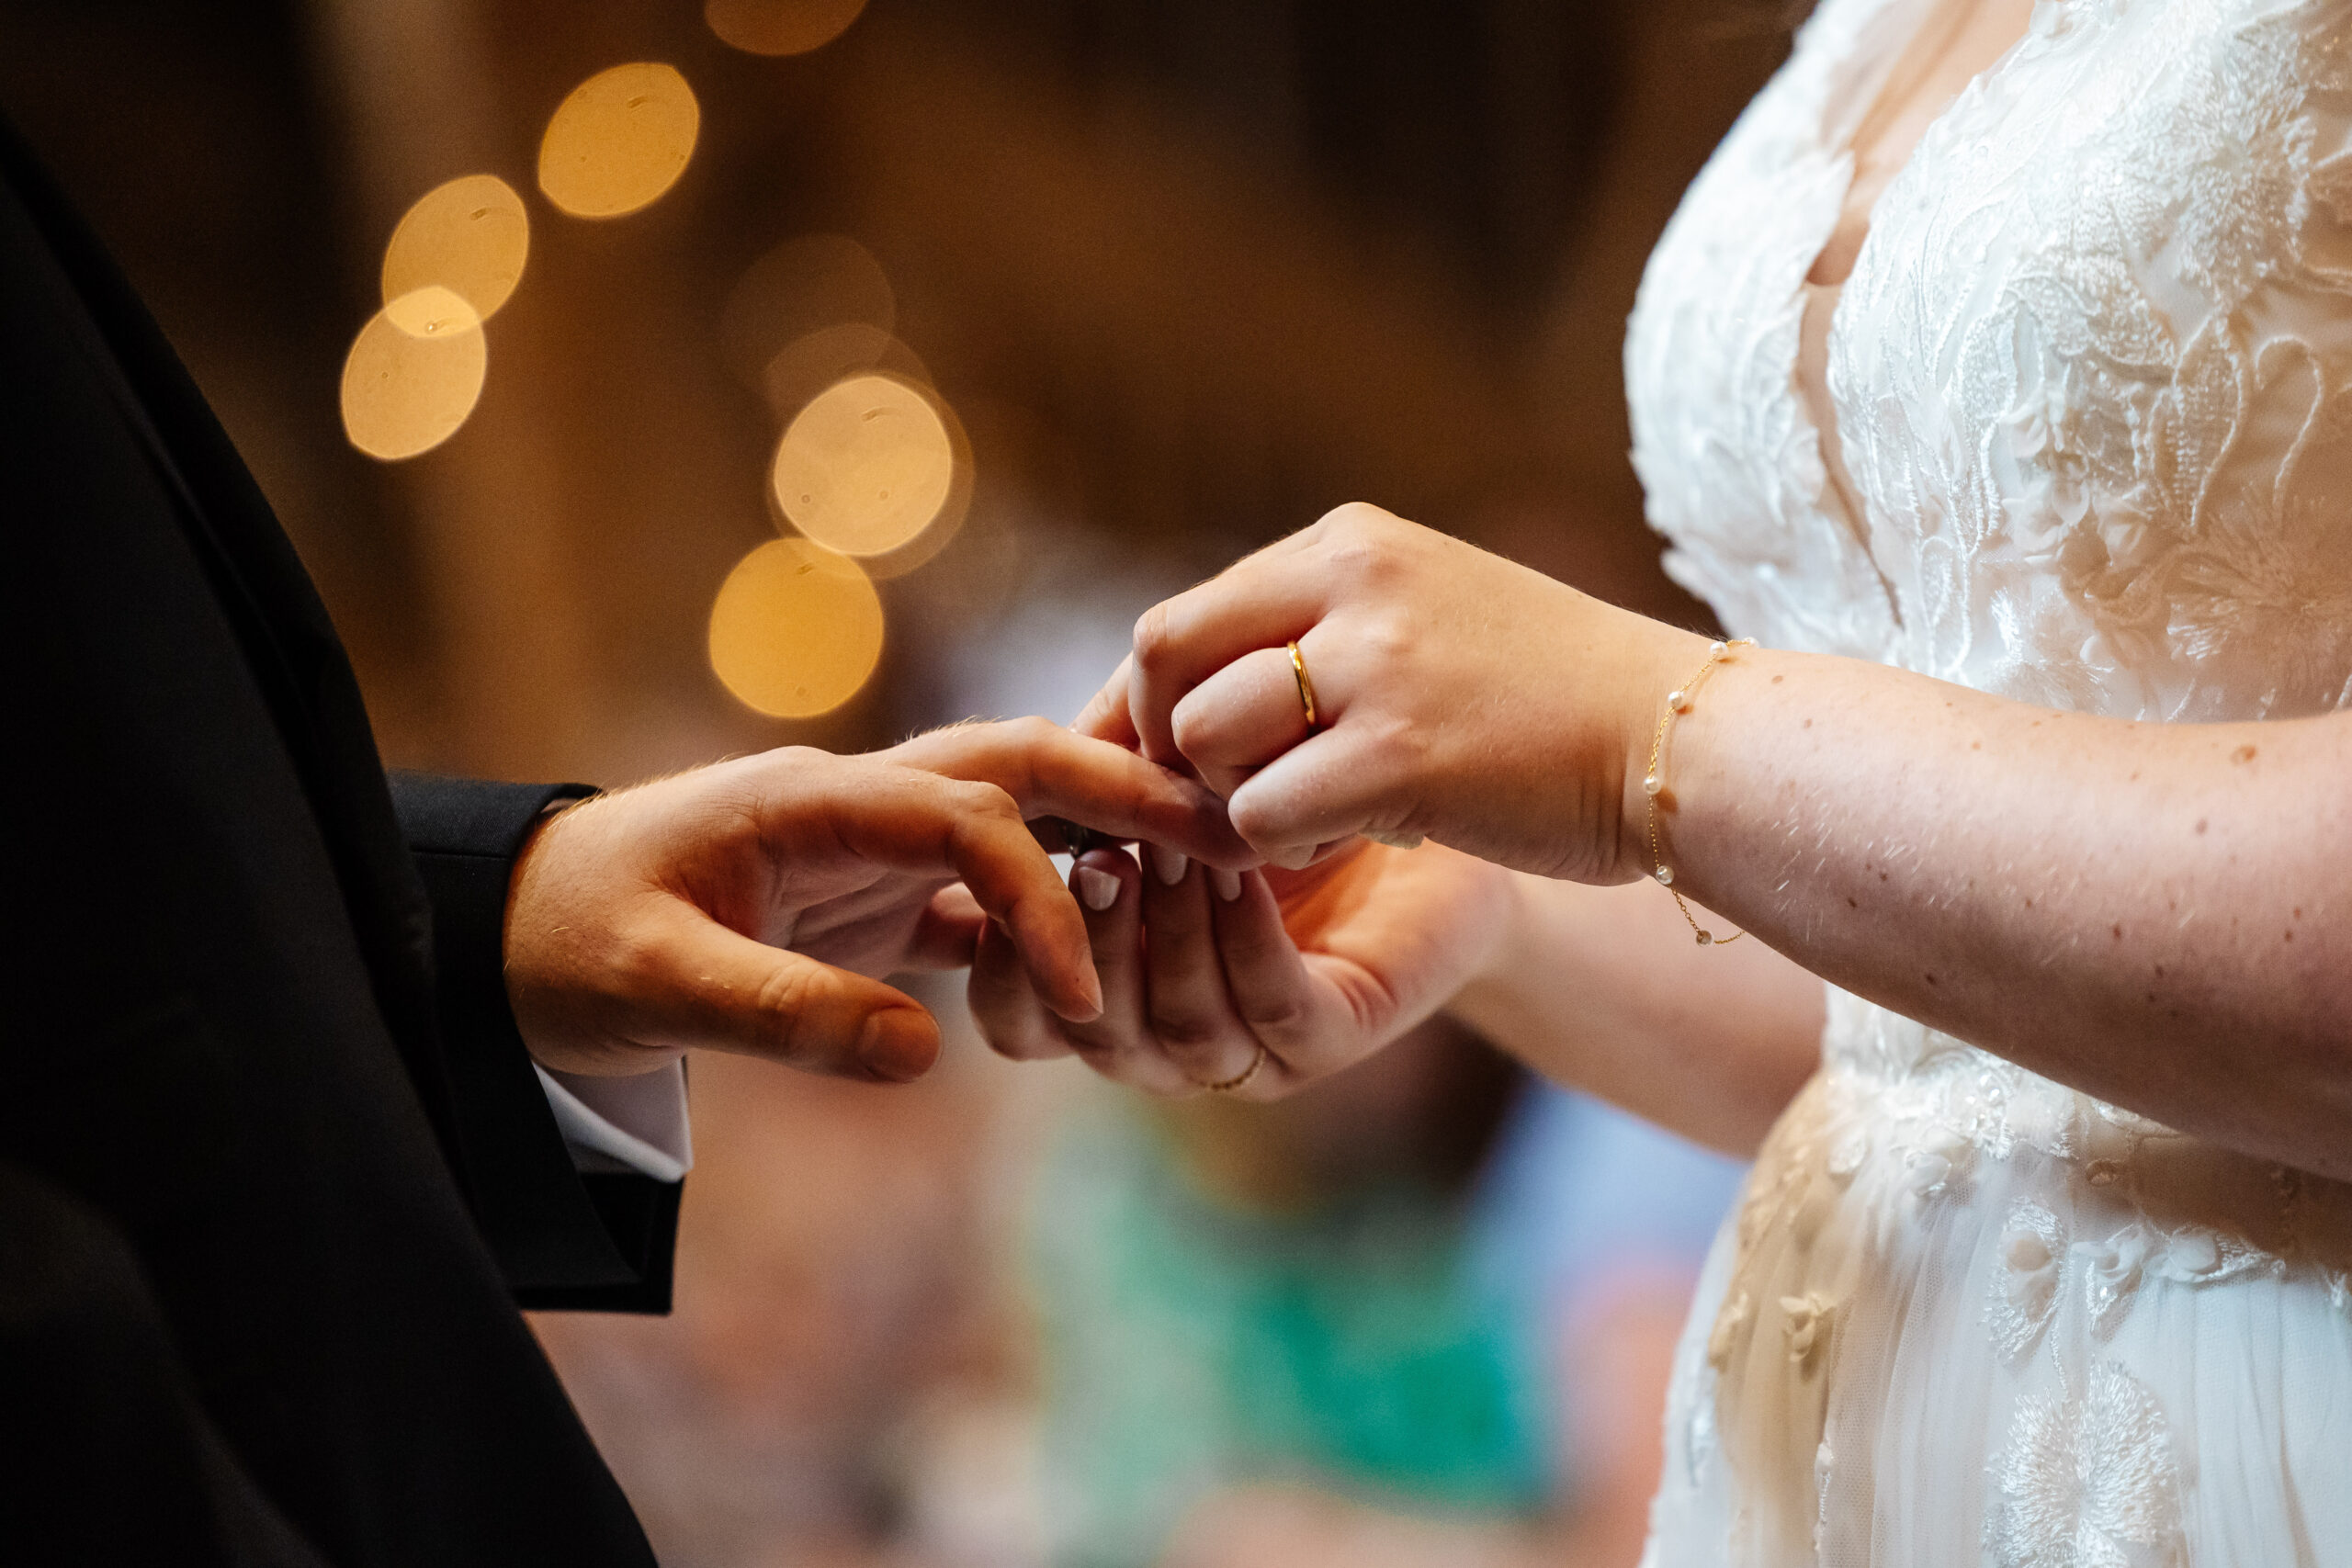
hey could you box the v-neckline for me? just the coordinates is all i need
[1791,0,2044,626]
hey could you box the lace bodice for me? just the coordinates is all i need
[1630,0,2352,721]
[1623,3,2352,1563]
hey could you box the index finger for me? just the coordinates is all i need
[885,718,1255,869]
[820,767,1106,1023]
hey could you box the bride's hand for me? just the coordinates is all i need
[968,836,1513,1098]
[1081,502,1705,882]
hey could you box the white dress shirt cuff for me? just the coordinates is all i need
[534,1061,694,1184]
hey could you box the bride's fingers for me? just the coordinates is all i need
[1223,731,1412,867]
[967,918,1073,1061]
[1170,645,1316,797]
[1130,556,1331,769]
[1057,851,1198,1096]
[1204,870,1333,1099]
[1137,851,1260,1089]
[1071,655,1141,749]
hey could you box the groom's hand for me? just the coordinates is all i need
[504,720,1250,1085]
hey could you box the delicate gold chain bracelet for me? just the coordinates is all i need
[1643,637,1756,946]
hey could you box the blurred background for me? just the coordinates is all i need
[0,2,1790,1562]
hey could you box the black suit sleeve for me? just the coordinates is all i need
[389,773,680,1314]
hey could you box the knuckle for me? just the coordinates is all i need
[1317,501,1384,536]
[955,778,1022,820]
[1007,714,1060,749]
[1326,539,1387,587]
[1169,699,1217,758]
[1132,601,1176,672]
[1360,609,1417,666]
[750,966,819,1053]
[1235,993,1309,1038]
[1312,506,1418,587]
[1146,1008,1227,1053]
[600,919,673,997]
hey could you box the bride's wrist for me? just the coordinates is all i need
[1611,624,1715,880]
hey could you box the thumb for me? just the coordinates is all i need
[622,897,942,1083]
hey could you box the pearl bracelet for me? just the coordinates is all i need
[1642,637,1756,946]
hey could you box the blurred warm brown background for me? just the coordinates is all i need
[0,3,1785,1562]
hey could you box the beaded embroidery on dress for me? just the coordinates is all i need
[1624,0,2352,1562]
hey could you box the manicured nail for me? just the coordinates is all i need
[1212,867,1243,901]
[1075,864,1121,911]
[1148,843,1189,886]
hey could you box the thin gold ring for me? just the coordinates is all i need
[1197,1042,1268,1095]
[1287,640,1320,730]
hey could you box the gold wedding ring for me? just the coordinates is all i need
[1197,1041,1269,1095]
[1287,640,1320,730]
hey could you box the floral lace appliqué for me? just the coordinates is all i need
[1989,1361,2185,1568]
[1990,1201,2068,1364]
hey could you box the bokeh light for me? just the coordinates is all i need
[718,233,896,394]
[380,174,529,323]
[537,62,700,220]
[771,373,957,557]
[340,287,487,460]
[705,0,868,57]
[759,322,931,423]
[847,389,973,580]
[707,538,886,717]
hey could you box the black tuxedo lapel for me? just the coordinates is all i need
[0,113,459,1179]
[0,112,658,1567]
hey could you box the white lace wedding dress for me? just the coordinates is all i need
[1623,0,2352,1562]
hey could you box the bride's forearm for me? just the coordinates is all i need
[1664,649,2352,1177]
[1448,871,1824,1156]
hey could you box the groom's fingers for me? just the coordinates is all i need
[1007,723,1251,866]
[616,897,943,1082]
[884,718,1251,868]
[819,765,1103,1022]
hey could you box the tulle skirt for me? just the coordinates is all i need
[1641,993,2352,1567]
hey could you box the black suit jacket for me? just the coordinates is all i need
[0,119,674,1565]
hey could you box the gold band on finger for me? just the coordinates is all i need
[1197,1042,1268,1095]
[1287,641,1320,730]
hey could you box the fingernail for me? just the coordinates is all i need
[1148,843,1189,886]
[1212,867,1243,902]
[1272,845,1317,871]
[858,1010,937,1083]
[1075,864,1121,911]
